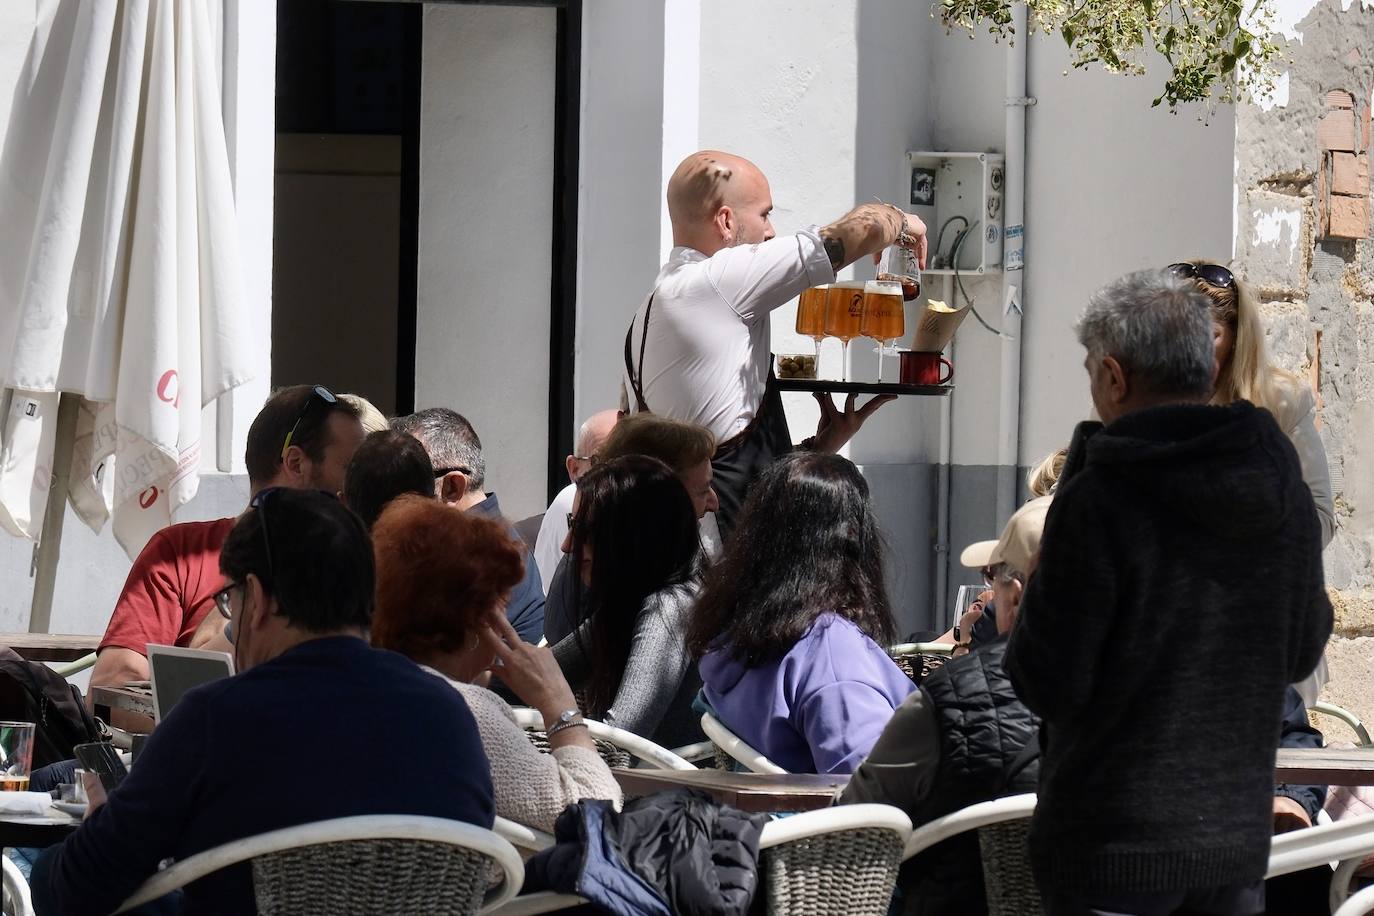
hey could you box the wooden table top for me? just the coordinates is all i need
[1276,746,1374,786]
[0,632,100,662]
[612,768,848,813]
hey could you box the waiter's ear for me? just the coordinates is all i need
[714,206,734,244]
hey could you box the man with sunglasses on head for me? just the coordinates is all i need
[89,385,366,727]
[32,489,493,916]
[392,407,545,643]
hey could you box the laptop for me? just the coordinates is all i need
[146,645,235,723]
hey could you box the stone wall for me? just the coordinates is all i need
[1233,0,1374,742]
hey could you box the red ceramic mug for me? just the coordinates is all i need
[899,350,953,385]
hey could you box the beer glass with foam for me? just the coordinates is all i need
[823,281,866,382]
[861,279,904,382]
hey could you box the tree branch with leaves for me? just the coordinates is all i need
[937,0,1282,109]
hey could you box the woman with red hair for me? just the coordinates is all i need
[371,495,621,832]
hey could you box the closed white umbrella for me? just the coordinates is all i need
[0,0,253,630]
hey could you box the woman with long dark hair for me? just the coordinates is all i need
[688,452,915,773]
[551,454,704,748]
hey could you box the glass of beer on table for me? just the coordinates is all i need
[0,721,34,790]
[824,281,866,382]
[860,279,905,382]
[795,285,829,363]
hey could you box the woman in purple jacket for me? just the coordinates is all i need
[688,452,915,774]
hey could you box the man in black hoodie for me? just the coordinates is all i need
[1006,269,1331,916]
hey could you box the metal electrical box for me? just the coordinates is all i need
[905,151,1005,275]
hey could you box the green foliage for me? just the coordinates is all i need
[936,0,1283,110]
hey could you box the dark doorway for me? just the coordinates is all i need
[272,0,420,417]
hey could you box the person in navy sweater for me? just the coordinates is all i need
[32,489,494,916]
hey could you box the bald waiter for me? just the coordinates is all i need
[624,150,928,538]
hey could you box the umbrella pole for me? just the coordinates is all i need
[29,393,80,634]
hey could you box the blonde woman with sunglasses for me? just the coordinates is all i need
[1170,261,1334,705]
[1168,261,1334,546]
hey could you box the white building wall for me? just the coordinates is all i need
[1019,40,1236,465]
[573,0,667,432]
[415,5,556,520]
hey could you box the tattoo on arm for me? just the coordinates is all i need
[823,233,846,271]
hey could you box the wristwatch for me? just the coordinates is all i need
[546,708,585,737]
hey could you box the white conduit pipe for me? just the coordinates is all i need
[997,2,1033,521]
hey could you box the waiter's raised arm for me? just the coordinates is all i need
[820,203,928,273]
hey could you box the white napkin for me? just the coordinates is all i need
[0,792,56,815]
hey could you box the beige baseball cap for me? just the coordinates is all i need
[959,495,1053,576]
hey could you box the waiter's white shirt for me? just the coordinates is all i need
[533,483,576,594]
[623,228,835,443]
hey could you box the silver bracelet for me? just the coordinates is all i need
[546,709,585,737]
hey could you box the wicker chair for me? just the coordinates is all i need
[113,815,524,915]
[757,803,911,916]
[700,711,788,774]
[902,793,1040,916]
[509,707,695,770]
[2,854,34,916]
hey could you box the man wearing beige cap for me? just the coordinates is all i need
[842,496,1051,916]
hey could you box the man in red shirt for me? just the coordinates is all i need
[89,385,366,713]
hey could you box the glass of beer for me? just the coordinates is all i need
[861,279,905,382]
[0,721,34,791]
[795,285,829,362]
[824,281,866,382]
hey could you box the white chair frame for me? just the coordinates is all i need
[113,816,524,915]
[53,652,97,678]
[492,816,555,854]
[1336,882,1374,916]
[1313,702,1374,747]
[2,854,34,916]
[759,802,913,851]
[510,708,695,771]
[700,711,787,774]
[901,793,1037,861]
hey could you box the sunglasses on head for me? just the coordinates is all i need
[1167,262,1234,290]
[280,385,338,461]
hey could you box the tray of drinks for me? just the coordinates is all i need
[775,378,952,397]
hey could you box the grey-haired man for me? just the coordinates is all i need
[1006,270,1331,916]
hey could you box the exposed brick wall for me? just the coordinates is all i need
[1234,0,1374,735]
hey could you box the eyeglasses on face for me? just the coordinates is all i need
[249,487,282,589]
[1167,262,1234,290]
[432,466,473,479]
[214,582,241,620]
[280,385,338,461]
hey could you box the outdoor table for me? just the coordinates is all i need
[1276,746,1374,786]
[612,768,847,813]
[90,684,155,725]
[0,633,100,663]
[0,805,79,848]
